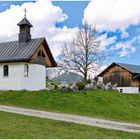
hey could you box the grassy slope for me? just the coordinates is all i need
[0,89,140,123]
[0,111,140,139]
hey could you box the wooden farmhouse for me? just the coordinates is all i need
[98,62,140,93]
[0,15,57,91]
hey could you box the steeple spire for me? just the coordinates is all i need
[17,9,33,43]
[24,8,27,18]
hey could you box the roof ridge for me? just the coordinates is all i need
[115,62,140,67]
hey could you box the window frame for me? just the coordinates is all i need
[120,89,123,93]
[3,65,9,77]
[24,64,29,77]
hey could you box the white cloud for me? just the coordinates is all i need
[112,35,140,57]
[83,0,140,32]
[98,34,117,51]
[0,0,77,59]
[48,26,78,58]
[118,50,128,57]
[131,47,136,53]
[83,0,140,58]
[87,64,108,78]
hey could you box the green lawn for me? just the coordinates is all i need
[0,111,140,139]
[0,89,140,123]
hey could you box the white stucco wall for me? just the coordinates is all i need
[117,87,139,94]
[98,76,103,82]
[0,63,46,91]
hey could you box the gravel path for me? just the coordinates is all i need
[0,105,140,134]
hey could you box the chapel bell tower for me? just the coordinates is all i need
[17,8,33,43]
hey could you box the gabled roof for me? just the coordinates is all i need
[98,62,140,76]
[116,63,140,74]
[0,37,57,67]
[17,17,33,27]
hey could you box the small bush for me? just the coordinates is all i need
[76,82,86,90]
[86,79,91,84]
[93,76,98,82]
[52,82,61,86]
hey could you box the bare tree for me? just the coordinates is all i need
[59,23,108,82]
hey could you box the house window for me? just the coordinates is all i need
[24,64,29,77]
[120,89,123,93]
[38,51,41,56]
[3,65,9,77]
[38,50,45,57]
[42,51,45,57]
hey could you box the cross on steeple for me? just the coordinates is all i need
[24,8,27,18]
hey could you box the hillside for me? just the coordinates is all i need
[0,89,140,123]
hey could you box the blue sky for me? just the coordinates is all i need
[0,1,26,12]
[0,0,140,66]
[53,1,89,28]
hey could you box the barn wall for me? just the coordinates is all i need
[102,64,140,89]
[131,79,140,87]
[0,63,46,91]
[103,65,133,87]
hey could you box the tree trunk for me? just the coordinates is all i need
[83,71,88,82]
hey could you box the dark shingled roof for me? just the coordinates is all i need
[0,38,44,62]
[17,17,33,27]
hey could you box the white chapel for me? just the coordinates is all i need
[0,13,57,91]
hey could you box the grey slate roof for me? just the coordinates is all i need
[17,17,33,27]
[116,63,140,74]
[0,38,44,62]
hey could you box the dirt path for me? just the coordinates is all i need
[0,105,140,134]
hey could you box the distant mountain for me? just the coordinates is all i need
[46,68,60,79]
[51,72,83,83]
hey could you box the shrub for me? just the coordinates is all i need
[86,79,91,84]
[93,76,98,82]
[76,82,86,90]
